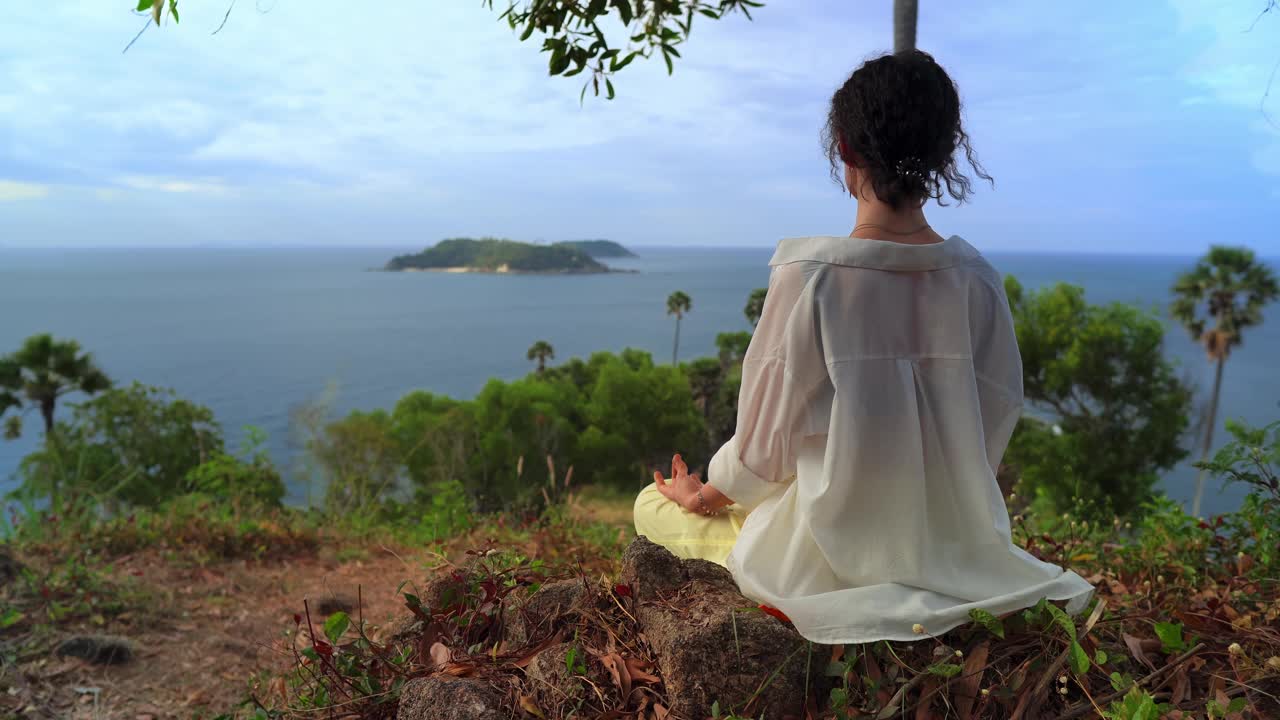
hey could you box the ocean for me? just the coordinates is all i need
[1,245,1276,516]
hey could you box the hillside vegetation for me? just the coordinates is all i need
[386,238,611,273]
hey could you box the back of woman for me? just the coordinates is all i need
[635,50,1093,644]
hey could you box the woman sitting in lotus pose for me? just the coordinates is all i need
[633,50,1093,644]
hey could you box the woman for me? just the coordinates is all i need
[633,50,1093,644]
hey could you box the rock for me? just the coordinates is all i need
[396,675,505,720]
[422,570,469,614]
[56,635,136,665]
[503,578,592,648]
[314,594,354,616]
[525,641,619,713]
[622,536,819,720]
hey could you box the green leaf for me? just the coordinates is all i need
[0,608,23,629]
[926,662,963,678]
[1069,640,1090,675]
[1094,649,1109,665]
[605,78,615,99]
[661,47,674,75]
[549,47,570,75]
[168,0,179,23]
[587,0,608,16]
[968,608,1005,639]
[1109,671,1131,692]
[711,700,721,718]
[323,611,350,645]
[1046,603,1077,641]
[136,0,155,10]
[1153,621,1185,653]
[614,0,633,25]
[823,660,846,678]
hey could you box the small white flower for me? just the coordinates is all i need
[1156,575,1165,584]
[1052,424,1063,436]
[1013,515,1024,523]
[912,623,925,635]
[1237,552,1246,559]
[1059,675,1068,684]
[1070,521,1078,529]
[955,650,964,658]
[1229,643,1245,657]
[1266,656,1280,671]
[1062,513,1071,521]
[980,688,990,696]
[1124,522,1132,529]
[1008,493,1017,501]
[1058,686,1068,695]
[1080,520,1089,530]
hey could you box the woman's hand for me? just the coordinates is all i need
[653,453,709,513]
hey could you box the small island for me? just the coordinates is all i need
[385,238,634,275]
[553,239,637,258]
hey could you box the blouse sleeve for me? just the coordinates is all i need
[707,262,829,510]
[971,275,1025,473]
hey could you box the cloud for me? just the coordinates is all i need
[0,180,49,201]
[116,175,229,194]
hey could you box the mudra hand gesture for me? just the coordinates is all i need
[653,453,729,515]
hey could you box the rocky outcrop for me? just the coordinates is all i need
[392,537,820,720]
[396,676,505,720]
[56,635,136,665]
[620,537,819,720]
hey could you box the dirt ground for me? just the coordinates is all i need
[2,495,635,719]
[3,543,438,719]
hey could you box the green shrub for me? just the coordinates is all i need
[184,426,285,507]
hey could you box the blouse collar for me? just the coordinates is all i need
[769,235,980,272]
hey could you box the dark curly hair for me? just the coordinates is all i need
[822,50,991,210]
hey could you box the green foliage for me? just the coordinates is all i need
[527,340,556,373]
[184,426,285,507]
[744,287,767,327]
[1104,687,1169,720]
[307,410,404,515]
[17,383,221,508]
[386,238,607,273]
[1004,276,1192,514]
[553,240,635,257]
[483,0,764,98]
[968,608,1005,638]
[0,333,112,442]
[579,353,705,487]
[1170,245,1278,360]
[1153,621,1187,654]
[716,331,752,366]
[1197,419,1280,580]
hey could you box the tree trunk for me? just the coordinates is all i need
[1191,355,1226,517]
[40,398,59,510]
[893,0,918,53]
[672,316,682,365]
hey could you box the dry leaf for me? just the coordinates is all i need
[519,694,546,718]
[1123,633,1158,671]
[954,641,990,720]
[652,703,670,720]
[600,652,631,700]
[625,657,661,684]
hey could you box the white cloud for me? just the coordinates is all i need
[116,175,229,194]
[0,180,49,201]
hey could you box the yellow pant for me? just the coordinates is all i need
[632,484,748,566]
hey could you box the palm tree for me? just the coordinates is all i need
[1171,246,1278,516]
[526,340,555,375]
[666,291,692,365]
[0,334,112,506]
[893,0,918,53]
[744,287,767,328]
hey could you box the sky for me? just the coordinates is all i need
[0,1,1278,253]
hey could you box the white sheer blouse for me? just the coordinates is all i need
[707,235,1094,644]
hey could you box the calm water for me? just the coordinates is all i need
[1,246,1276,515]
